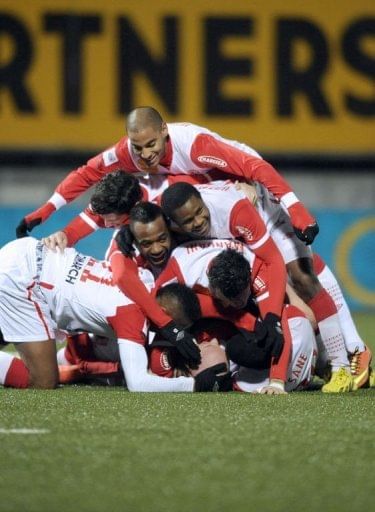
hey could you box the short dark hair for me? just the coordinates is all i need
[129,201,168,225]
[156,283,201,327]
[126,106,164,133]
[207,249,250,299]
[90,171,142,215]
[161,182,201,219]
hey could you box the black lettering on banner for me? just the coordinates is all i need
[44,13,102,113]
[118,17,178,114]
[0,13,35,112]
[204,17,253,115]
[276,18,332,117]
[342,18,375,117]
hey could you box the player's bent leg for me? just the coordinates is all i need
[288,258,351,378]
[284,307,317,392]
[16,339,59,389]
[312,253,371,389]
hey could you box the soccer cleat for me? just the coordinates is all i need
[349,346,372,390]
[321,367,354,393]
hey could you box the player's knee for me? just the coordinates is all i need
[291,272,320,301]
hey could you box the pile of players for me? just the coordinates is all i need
[0,107,372,394]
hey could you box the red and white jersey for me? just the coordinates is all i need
[31,240,151,344]
[194,180,269,248]
[155,239,271,304]
[49,122,297,211]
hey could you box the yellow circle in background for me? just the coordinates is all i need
[335,217,375,307]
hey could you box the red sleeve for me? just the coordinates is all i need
[110,248,172,329]
[230,199,287,317]
[154,257,185,290]
[54,138,136,204]
[269,306,292,382]
[190,133,294,200]
[63,206,105,246]
[229,198,269,247]
[108,303,147,345]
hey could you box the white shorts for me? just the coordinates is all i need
[234,308,317,392]
[0,238,56,343]
[256,184,312,264]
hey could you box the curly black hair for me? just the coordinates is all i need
[207,249,250,299]
[90,171,142,215]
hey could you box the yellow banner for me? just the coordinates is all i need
[0,0,374,153]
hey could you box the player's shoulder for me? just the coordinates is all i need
[167,122,210,138]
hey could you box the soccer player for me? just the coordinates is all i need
[0,236,214,391]
[16,106,318,248]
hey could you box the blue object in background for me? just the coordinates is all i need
[312,209,374,311]
[1,206,374,311]
[0,206,113,260]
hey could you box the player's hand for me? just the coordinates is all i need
[254,313,284,360]
[234,181,258,206]
[194,364,233,392]
[287,202,319,245]
[159,321,201,369]
[259,379,287,394]
[16,203,56,238]
[115,225,135,257]
[293,224,319,245]
[259,385,287,395]
[41,231,68,253]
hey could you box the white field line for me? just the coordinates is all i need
[0,428,50,434]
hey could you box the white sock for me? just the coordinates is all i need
[317,264,365,354]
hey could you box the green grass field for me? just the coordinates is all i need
[1,313,374,512]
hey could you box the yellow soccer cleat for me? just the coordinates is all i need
[350,346,372,390]
[321,367,354,393]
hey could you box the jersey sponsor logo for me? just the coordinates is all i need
[197,155,228,168]
[235,225,254,242]
[160,350,172,371]
[253,275,266,293]
[103,148,119,167]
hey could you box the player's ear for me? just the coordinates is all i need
[161,122,168,137]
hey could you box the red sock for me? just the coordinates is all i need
[4,358,29,388]
[308,288,337,322]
